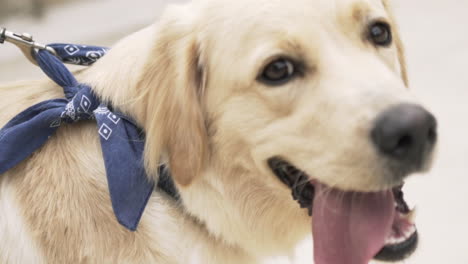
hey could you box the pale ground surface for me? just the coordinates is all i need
[0,0,467,263]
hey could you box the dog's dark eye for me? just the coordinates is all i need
[259,58,296,86]
[368,22,392,47]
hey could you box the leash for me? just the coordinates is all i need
[0,28,179,231]
[1,27,111,66]
[0,27,57,65]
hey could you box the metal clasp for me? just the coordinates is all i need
[0,27,57,65]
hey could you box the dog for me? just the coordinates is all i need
[0,0,437,263]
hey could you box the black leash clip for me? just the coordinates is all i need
[0,27,57,65]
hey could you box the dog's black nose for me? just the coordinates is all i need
[371,104,437,168]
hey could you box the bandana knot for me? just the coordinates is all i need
[53,86,98,125]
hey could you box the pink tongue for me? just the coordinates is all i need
[312,183,395,264]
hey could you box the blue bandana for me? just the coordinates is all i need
[0,44,171,231]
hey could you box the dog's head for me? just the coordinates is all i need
[99,0,437,262]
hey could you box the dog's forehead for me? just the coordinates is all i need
[198,0,390,56]
[199,0,388,29]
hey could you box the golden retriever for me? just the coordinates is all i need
[0,0,437,263]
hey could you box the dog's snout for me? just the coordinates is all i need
[371,103,437,169]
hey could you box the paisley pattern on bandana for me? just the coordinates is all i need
[49,43,109,66]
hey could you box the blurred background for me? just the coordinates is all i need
[1,0,467,263]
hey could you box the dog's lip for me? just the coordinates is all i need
[267,157,315,215]
[267,156,418,261]
[376,230,418,261]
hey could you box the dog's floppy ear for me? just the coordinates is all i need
[382,0,409,86]
[138,6,208,187]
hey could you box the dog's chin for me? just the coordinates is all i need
[267,157,418,262]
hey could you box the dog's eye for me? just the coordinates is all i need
[368,21,392,47]
[259,58,296,86]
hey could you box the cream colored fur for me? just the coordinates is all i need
[0,0,421,263]
[0,175,45,263]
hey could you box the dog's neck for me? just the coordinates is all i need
[177,163,310,258]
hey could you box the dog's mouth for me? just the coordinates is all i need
[268,157,418,264]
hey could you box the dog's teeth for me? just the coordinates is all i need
[404,225,417,238]
[404,207,417,223]
[396,236,407,244]
[385,237,397,245]
[385,224,417,246]
[401,228,416,242]
[385,234,410,246]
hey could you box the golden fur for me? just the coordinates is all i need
[0,0,420,263]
